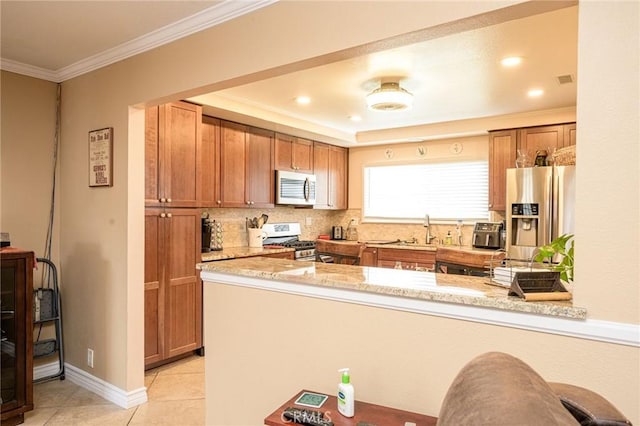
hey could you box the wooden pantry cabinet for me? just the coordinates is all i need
[313,142,348,210]
[274,133,314,173]
[145,101,203,207]
[219,121,275,208]
[488,123,576,212]
[144,208,202,368]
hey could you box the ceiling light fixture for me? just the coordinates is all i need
[366,81,413,111]
[501,56,522,67]
[349,115,362,122]
[295,96,311,105]
[528,88,544,97]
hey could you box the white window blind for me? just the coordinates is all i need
[363,161,489,222]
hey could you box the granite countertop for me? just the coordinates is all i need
[198,257,586,319]
[201,246,295,262]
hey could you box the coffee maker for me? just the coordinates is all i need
[202,214,223,252]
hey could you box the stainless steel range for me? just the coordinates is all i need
[262,222,316,261]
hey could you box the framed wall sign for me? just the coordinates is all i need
[89,127,113,187]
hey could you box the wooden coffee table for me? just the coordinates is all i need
[264,389,437,426]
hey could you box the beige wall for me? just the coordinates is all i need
[1,0,637,414]
[0,71,59,261]
[204,283,639,425]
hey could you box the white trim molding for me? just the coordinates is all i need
[0,0,277,83]
[34,362,147,409]
[202,270,640,348]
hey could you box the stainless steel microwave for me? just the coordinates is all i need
[275,170,316,206]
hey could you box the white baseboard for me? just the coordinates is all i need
[34,362,147,409]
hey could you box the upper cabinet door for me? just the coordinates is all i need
[145,102,202,207]
[219,121,248,208]
[313,142,348,210]
[275,134,313,173]
[488,130,517,211]
[201,116,221,208]
[245,126,275,208]
[517,124,565,160]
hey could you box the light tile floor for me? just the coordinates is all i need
[24,355,205,425]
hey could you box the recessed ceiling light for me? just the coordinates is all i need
[349,115,362,122]
[295,96,311,105]
[501,56,522,67]
[528,88,544,97]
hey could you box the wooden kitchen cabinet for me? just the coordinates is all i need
[145,101,203,207]
[1,250,34,426]
[219,121,275,208]
[275,133,313,173]
[313,142,348,209]
[144,208,202,368]
[488,123,576,212]
[201,116,221,208]
[376,248,435,271]
[360,247,378,267]
[517,124,567,160]
[488,129,517,211]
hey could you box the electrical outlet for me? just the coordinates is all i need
[305,217,312,226]
[87,348,94,368]
[351,217,359,226]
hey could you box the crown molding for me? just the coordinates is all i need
[0,0,277,83]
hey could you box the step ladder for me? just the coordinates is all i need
[33,257,65,382]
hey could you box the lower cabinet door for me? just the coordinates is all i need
[145,208,202,368]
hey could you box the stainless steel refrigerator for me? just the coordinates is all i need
[505,166,575,261]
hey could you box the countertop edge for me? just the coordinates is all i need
[201,268,640,348]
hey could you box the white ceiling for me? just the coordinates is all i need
[1,1,578,146]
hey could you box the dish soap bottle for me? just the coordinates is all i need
[337,368,355,417]
[445,231,453,245]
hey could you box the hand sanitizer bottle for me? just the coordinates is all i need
[337,368,354,417]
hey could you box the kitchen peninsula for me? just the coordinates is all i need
[198,258,604,426]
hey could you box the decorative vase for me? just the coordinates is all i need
[515,149,530,168]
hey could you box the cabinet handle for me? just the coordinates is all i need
[217,200,221,204]
[250,201,255,205]
[160,198,166,203]
[166,198,172,203]
[160,213,166,218]
[166,213,172,218]
[246,201,251,205]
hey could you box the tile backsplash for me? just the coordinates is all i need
[204,207,496,248]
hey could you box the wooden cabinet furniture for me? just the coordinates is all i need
[145,101,203,208]
[275,133,313,173]
[376,247,435,271]
[1,249,34,426]
[265,389,437,426]
[313,142,348,209]
[201,115,221,208]
[360,247,378,267]
[488,129,517,211]
[517,124,570,160]
[144,208,202,368]
[489,123,576,212]
[219,121,275,208]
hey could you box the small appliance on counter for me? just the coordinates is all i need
[472,222,504,249]
[202,214,223,252]
[331,226,344,240]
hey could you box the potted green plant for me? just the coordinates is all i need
[533,234,574,283]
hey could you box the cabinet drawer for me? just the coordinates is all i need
[377,248,435,264]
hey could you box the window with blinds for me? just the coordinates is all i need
[363,161,489,222]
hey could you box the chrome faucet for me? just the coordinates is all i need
[424,214,437,245]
